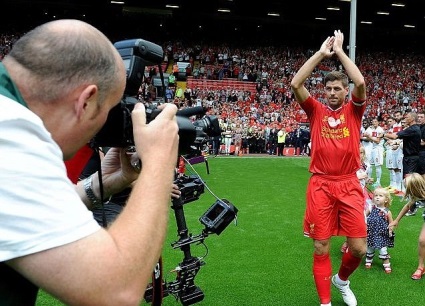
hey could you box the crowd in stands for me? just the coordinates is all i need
[142,40,424,155]
[0,33,19,60]
[2,33,424,156]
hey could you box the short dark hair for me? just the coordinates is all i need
[324,71,349,88]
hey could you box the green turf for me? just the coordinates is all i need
[36,156,424,306]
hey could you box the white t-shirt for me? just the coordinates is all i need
[0,95,100,261]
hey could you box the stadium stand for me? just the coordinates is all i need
[186,76,256,92]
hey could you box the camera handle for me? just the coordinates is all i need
[171,195,192,258]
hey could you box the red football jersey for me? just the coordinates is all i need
[301,96,366,175]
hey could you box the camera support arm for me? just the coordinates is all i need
[167,169,205,305]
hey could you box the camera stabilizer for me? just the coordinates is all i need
[144,155,238,305]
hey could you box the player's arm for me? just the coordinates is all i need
[384,132,398,140]
[332,30,366,101]
[291,36,335,104]
[371,132,384,144]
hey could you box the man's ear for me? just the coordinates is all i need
[75,85,98,119]
[345,87,350,97]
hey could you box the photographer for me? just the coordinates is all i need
[0,19,179,305]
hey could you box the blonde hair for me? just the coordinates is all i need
[359,144,366,163]
[373,187,392,208]
[404,173,425,207]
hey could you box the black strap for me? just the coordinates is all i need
[151,256,164,306]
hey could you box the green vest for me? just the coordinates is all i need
[0,63,27,107]
[168,74,176,84]
[277,132,286,144]
[176,87,183,98]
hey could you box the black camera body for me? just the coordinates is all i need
[91,38,221,155]
[175,174,205,204]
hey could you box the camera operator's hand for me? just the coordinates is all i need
[131,102,179,170]
[94,147,140,198]
[171,183,181,199]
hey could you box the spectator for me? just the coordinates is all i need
[277,127,287,156]
[268,123,279,155]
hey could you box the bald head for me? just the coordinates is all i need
[3,19,125,104]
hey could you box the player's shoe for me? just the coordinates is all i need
[331,275,357,306]
[394,190,405,197]
[385,186,397,193]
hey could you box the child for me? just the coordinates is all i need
[365,187,394,273]
[389,173,425,279]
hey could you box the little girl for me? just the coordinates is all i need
[365,187,394,273]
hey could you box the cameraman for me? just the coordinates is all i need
[0,19,179,305]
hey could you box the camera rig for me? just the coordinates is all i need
[144,155,238,306]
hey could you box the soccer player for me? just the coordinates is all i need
[383,117,397,192]
[391,111,404,194]
[291,30,366,306]
[363,117,385,187]
[360,119,372,176]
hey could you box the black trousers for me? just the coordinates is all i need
[403,155,419,177]
[417,151,425,175]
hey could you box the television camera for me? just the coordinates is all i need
[91,38,221,155]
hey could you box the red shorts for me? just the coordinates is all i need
[303,173,367,240]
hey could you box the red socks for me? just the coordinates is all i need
[338,250,362,281]
[313,253,332,304]
[313,250,361,303]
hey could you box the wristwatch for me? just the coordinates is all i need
[83,175,102,208]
